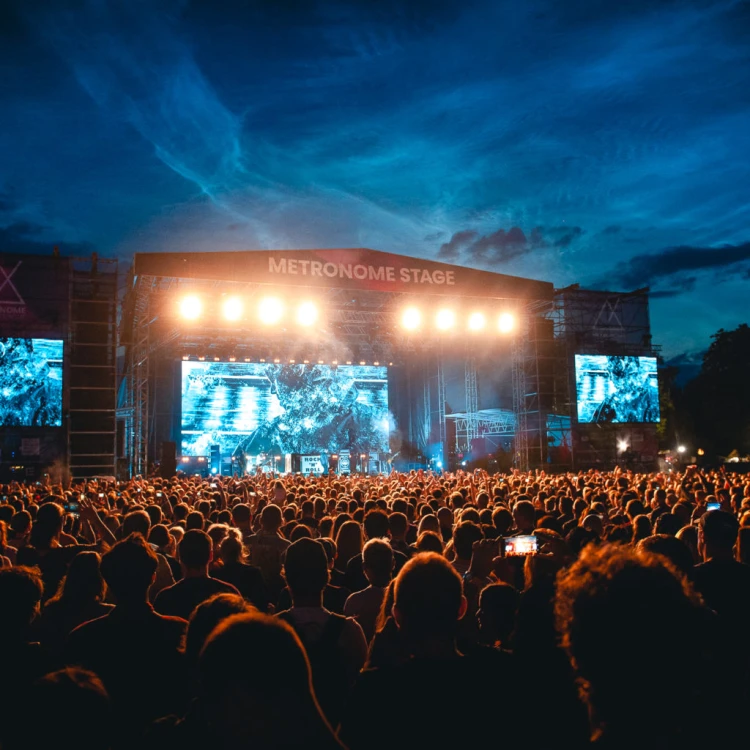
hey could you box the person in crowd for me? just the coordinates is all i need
[9,668,112,750]
[146,612,343,750]
[693,509,750,631]
[343,509,407,592]
[556,543,729,748]
[154,529,240,620]
[333,519,364,585]
[0,566,53,747]
[182,592,256,668]
[277,537,367,727]
[246,503,290,600]
[37,550,113,656]
[341,553,518,749]
[476,581,519,650]
[67,534,188,738]
[212,527,267,610]
[344,538,394,642]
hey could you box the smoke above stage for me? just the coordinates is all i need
[180,361,389,458]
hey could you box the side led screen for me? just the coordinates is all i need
[181,362,389,457]
[0,338,63,427]
[575,354,659,424]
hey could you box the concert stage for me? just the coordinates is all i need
[118,248,659,477]
[0,247,661,480]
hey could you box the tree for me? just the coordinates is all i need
[683,324,750,457]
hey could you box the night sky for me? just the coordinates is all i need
[1,1,749,364]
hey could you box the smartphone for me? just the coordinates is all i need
[65,501,80,515]
[211,483,217,489]
[156,492,163,498]
[706,502,721,512]
[503,535,538,557]
[98,493,104,499]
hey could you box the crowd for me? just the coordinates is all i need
[1,465,750,749]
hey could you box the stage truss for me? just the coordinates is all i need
[119,268,560,477]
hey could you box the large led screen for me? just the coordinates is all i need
[181,362,389,457]
[0,338,63,427]
[575,354,659,424]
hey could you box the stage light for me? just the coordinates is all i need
[179,295,202,320]
[468,312,486,332]
[258,297,284,325]
[346,360,352,365]
[617,440,629,454]
[359,360,366,365]
[373,361,380,366]
[229,356,236,362]
[498,312,515,333]
[198,356,206,361]
[318,359,324,364]
[273,358,280,363]
[182,355,189,361]
[296,301,318,326]
[401,307,421,331]
[435,309,456,331]
[677,445,686,454]
[223,297,243,321]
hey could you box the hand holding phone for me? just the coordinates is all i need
[502,535,538,557]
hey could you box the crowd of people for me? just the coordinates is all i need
[1,465,750,749]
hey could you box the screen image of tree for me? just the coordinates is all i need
[575,354,659,424]
[0,338,63,427]
[181,362,389,457]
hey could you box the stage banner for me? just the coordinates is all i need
[134,248,553,301]
[0,253,70,336]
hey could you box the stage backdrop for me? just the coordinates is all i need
[134,248,553,301]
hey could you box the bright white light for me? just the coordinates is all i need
[223,297,243,321]
[468,312,486,331]
[258,297,284,325]
[179,295,202,320]
[462,460,467,467]
[401,307,421,330]
[498,312,515,333]
[617,440,629,453]
[677,445,686,454]
[436,309,456,331]
[296,301,318,326]
[381,417,390,432]
[211,467,218,475]
[437,461,443,469]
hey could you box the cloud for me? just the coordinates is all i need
[438,224,583,265]
[598,242,750,290]
[438,229,479,261]
[0,221,93,256]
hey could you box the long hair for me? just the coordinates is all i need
[334,520,363,569]
[29,503,64,549]
[47,551,106,607]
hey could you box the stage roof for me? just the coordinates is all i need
[133,248,554,301]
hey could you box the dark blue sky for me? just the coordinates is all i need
[1,0,749,361]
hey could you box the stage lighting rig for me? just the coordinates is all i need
[259,297,284,325]
[296,301,318,326]
[179,295,203,320]
[468,312,486,332]
[401,306,421,331]
[223,297,243,321]
[498,312,515,333]
[436,309,456,331]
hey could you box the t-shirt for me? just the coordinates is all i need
[693,559,750,632]
[344,585,387,642]
[246,530,290,594]
[153,576,240,620]
[341,652,521,750]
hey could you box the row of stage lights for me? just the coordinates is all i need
[182,354,393,367]
[178,295,516,334]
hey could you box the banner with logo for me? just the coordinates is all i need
[0,254,70,336]
[134,248,553,301]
